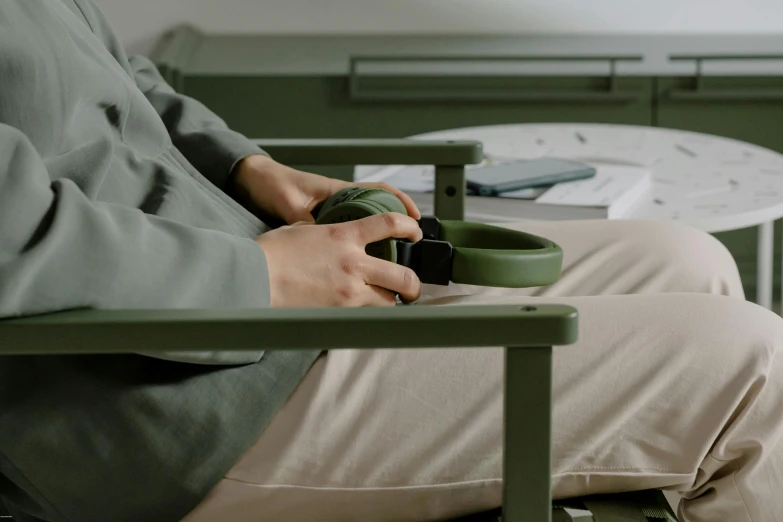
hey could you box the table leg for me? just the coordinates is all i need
[757,221,774,310]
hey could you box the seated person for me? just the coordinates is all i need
[0,2,781,521]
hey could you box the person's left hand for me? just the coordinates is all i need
[232,154,421,225]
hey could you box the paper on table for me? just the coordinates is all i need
[533,164,651,207]
[357,165,434,192]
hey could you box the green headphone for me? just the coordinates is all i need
[315,187,563,288]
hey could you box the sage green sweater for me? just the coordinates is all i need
[0,1,319,520]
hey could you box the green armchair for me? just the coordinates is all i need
[0,139,677,522]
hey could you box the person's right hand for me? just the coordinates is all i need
[255,212,424,308]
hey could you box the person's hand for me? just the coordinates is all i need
[232,154,421,225]
[255,213,423,308]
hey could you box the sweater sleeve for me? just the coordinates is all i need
[0,123,271,365]
[128,54,267,191]
[72,0,267,191]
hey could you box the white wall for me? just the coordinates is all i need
[96,0,783,56]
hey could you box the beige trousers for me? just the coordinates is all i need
[184,220,783,522]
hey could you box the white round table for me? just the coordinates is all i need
[366,123,783,311]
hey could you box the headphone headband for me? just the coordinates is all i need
[396,217,562,288]
[315,187,563,288]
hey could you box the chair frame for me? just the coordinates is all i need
[0,139,582,521]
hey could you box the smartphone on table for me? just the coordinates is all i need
[465,158,596,197]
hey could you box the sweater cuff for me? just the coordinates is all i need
[188,129,269,191]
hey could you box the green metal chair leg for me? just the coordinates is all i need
[504,345,553,522]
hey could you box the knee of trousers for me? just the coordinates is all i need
[563,295,783,430]
[695,292,777,344]
[622,220,743,297]
[674,295,783,433]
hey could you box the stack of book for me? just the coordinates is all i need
[356,155,654,223]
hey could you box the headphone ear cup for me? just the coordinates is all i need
[314,187,409,263]
[359,189,408,216]
[315,187,409,224]
[314,186,367,222]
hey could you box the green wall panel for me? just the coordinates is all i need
[656,77,783,154]
[183,76,653,139]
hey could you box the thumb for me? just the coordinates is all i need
[281,205,316,225]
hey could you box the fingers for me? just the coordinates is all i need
[334,257,407,307]
[343,212,423,246]
[363,256,422,304]
[285,211,316,225]
[362,285,399,307]
[359,182,422,219]
[279,195,317,225]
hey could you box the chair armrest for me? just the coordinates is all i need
[251,138,481,220]
[0,304,577,356]
[251,139,483,166]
